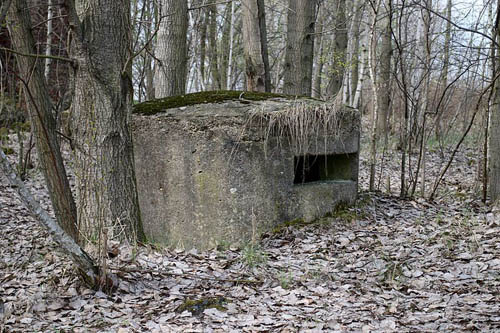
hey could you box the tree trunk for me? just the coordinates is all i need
[258,0,271,92]
[145,0,156,100]
[436,0,452,140]
[199,8,208,87]
[220,3,232,90]
[227,0,236,89]
[489,0,500,202]
[312,3,324,98]
[242,0,271,92]
[368,0,381,191]
[68,0,145,242]
[348,0,365,106]
[7,0,79,241]
[326,0,347,98]
[154,0,188,97]
[44,0,54,80]
[377,0,392,137]
[208,2,221,90]
[283,0,317,96]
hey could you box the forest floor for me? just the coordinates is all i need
[1,131,499,332]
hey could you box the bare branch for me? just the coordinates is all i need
[0,47,74,63]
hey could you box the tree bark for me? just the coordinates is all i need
[311,3,324,98]
[44,0,54,80]
[326,0,347,98]
[348,0,365,106]
[368,0,381,191]
[377,0,392,137]
[67,0,145,242]
[7,0,79,241]
[489,0,500,202]
[436,0,452,140]
[226,0,236,89]
[283,0,317,96]
[154,0,188,97]
[242,0,271,92]
[208,2,221,90]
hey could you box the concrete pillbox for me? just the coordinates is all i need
[132,91,360,250]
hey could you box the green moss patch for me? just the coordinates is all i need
[133,90,299,115]
[176,297,228,316]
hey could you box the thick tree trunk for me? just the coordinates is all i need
[283,0,316,96]
[327,0,347,98]
[242,0,271,92]
[7,0,78,241]
[154,0,188,97]
[69,0,145,242]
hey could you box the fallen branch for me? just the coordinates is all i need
[0,148,99,288]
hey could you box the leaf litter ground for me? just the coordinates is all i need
[0,134,499,332]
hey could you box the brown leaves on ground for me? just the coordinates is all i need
[0,138,499,332]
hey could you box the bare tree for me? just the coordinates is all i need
[7,0,78,240]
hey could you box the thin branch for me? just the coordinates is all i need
[0,47,74,63]
[189,0,233,11]
[412,1,498,48]
[429,71,500,201]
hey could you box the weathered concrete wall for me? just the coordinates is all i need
[132,93,360,250]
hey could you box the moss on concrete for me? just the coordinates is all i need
[133,90,298,115]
